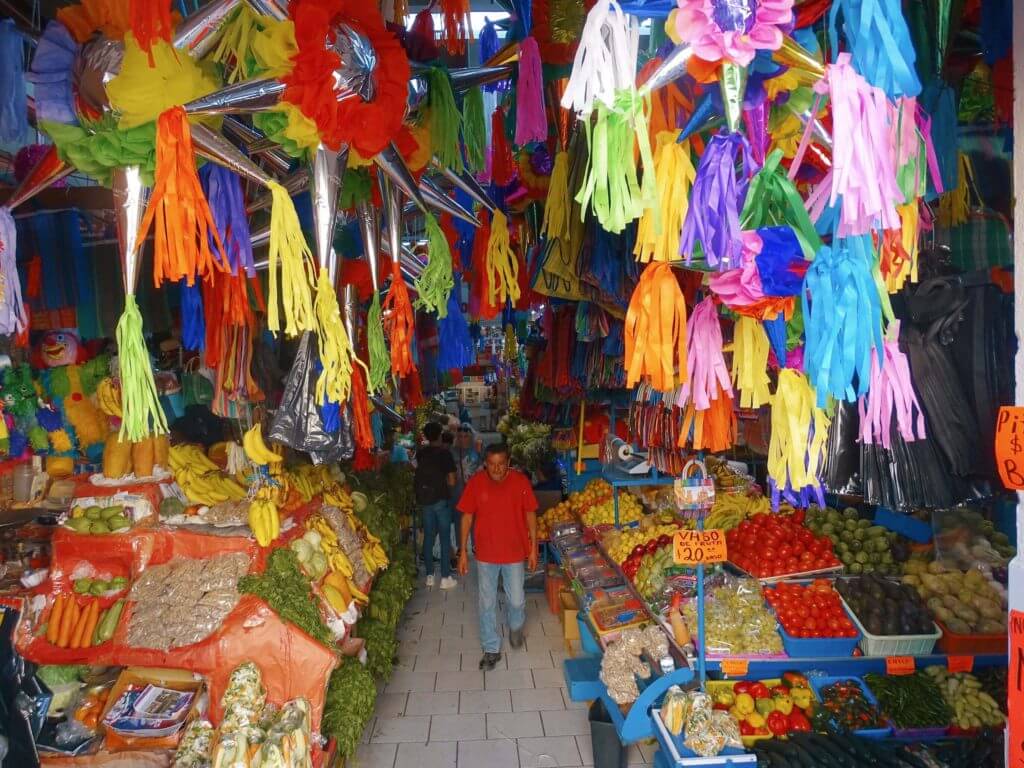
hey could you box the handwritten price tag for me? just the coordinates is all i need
[673,529,728,566]
[995,407,1024,489]
[720,658,749,677]
[885,656,915,675]
[947,656,974,674]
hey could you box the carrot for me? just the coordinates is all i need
[57,598,78,648]
[71,600,94,649]
[47,595,65,644]
[79,601,100,648]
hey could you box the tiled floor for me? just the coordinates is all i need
[356,568,657,768]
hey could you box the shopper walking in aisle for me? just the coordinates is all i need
[457,443,539,671]
[450,423,483,562]
[414,422,458,589]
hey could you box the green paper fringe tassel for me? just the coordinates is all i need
[116,295,168,441]
[462,86,486,174]
[367,293,390,393]
[427,69,463,172]
[415,214,454,318]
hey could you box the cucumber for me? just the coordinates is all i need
[97,599,124,642]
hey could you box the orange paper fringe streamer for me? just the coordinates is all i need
[624,262,688,392]
[680,386,736,452]
[383,267,417,378]
[439,0,472,55]
[350,365,374,450]
[139,107,229,288]
[129,0,173,65]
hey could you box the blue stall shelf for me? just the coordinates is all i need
[706,652,1006,679]
[565,656,604,702]
[580,615,602,655]
[874,507,932,543]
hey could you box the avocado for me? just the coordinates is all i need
[65,517,92,533]
[100,505,125,520]
[74,578,93,593]
[107,515,130,531]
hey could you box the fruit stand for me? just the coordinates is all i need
[545,468,1011,766]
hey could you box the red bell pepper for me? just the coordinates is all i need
[766,710,790,736]
[788,710,812,732]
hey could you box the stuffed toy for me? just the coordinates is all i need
[0,365,47,456]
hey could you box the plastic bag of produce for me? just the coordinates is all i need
[268,333,353,464]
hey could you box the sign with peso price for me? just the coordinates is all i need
[673,529,728,565]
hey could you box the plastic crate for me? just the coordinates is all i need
[651,708,755,766]
[841,597,941,656]
[934,620,1007,655]
[808,676,892,739]
[776,622,861,658]
[891,725,949,741]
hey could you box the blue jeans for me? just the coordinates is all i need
[421,501,453,579]
[477,561,526,654]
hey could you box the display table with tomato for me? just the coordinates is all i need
[725,510,842,580]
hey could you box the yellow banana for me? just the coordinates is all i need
[243,425,282,465]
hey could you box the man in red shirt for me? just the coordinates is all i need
[457,442,539,671]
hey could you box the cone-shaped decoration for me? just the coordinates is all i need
[341,283,358,351]
[483,39,519,67]
[448,65,515,91]
[222,117,292,175]
[419,176,480,226]
[173,0,243,58]
[247,0,290,20]
[772,36,826,87]
[432,159,496,213]
[356,198,381,286]
[311,143,348,277]
[182,77,285,116]
[247,170,308,215]
[719,61,748,133]
[112,166,150,295]
[4,144,73,210]
[677,93,721,142]
[638,42,693,98]
[380,172,401,291]
[374,142,428,214]
[190,123,275,187]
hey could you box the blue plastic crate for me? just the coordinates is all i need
[651,707,757,767]
[873,507,932,543]
[808,676,892,739]
[564,656,604,702]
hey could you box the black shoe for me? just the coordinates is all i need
[478,652,502,671]
[509,627,525,649]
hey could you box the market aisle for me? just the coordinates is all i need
[356,566,656,768]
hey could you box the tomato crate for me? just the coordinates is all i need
[776,621,861,658]
[808,676,892,739]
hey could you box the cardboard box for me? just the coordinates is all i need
[99,667,205,752]
[559,589,580,642]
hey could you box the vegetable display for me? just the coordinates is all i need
[902,560,1007,635]
[682,577,783,656]
[322,657,377,760]
[238,549,333,647]
[765,580,858,639]
[862,672,951,729]
[726,510,840,579]
[836,573,935,636]
[805,506,910,576]
[817,679,887,732]
[924,666,1004,730]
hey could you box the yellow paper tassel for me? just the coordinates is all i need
[729,317,772,409]
[106,35,219,129]
[267,181,316,336]
[250,18,297,75]
[313,266,365,406]
[486,210,520,307]
[767,369,830,493]
[634,133,696,263]
[541,150,570,241]
[936,152,973,228]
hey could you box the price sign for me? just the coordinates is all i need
[720,658,749,677]
[885,656,915,676]
[1009,610,1024,768]
[947,656,974,674]
[673,529,728,565]
[995,407,1024,489]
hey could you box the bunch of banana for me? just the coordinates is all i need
[322,483,353,511]
[249,488,280,547]
[361,540,389,572]
[306,514,355,577]
[704,492,772,532]
[321,571,368,613]
[242,424,282,466]
[175,466,248,506]
[286,469,318,502]
[96,378,122,417]
[168,443,220,474]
